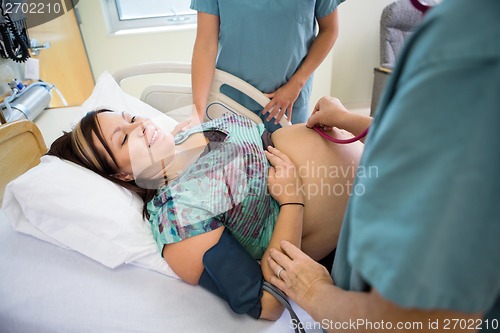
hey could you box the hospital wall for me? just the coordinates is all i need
[77,0,395,114]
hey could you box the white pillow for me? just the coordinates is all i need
[2,71,181,278]
[74,70,180,131]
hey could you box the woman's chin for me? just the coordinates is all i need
[133,167,168,189]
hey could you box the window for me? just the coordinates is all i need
[102,0,197,35]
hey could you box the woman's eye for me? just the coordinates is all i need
[121,134,128,146]
[121,115,136,145]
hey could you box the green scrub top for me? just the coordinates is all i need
[191,0,344,131]
[332,0,500,329]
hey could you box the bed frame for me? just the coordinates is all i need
[113,62,290,126]
[0,120,47,203]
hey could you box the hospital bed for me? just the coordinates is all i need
[0,63,322,333]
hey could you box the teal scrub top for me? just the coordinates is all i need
[332,0,500,328]
[191,0,344,130]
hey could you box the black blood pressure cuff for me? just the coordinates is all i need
[198,229,263,319]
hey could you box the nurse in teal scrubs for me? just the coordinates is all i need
[190,0,344,132]
[266,0,500,330]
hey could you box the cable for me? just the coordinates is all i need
[52,84,68,106]
[0,0,30,63]
[262,282,306,333]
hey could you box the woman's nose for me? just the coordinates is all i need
[126,119,146,134]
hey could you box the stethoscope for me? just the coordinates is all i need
[409,0,434,14]
[314,126,369,144]
[315,0,434,145]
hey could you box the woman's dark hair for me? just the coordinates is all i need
[46,109,157,219]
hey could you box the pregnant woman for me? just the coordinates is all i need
[48,110,363,320]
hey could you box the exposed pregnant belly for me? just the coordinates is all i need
[271,124,364,258]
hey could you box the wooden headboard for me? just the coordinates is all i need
[0,120,47,204]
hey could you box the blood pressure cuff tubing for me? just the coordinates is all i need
[198,229,263,319]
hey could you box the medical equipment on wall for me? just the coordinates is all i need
[0,0,30,63]
[0,78,66,124]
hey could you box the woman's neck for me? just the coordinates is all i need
[166,132,208,180]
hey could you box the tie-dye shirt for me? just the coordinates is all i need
[147,114,279,259]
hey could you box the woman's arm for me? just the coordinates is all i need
[262,10,340,123]
[191,12,219,121]
[161,221,289,321]
[162,226,225,285]
[260,146,305,320]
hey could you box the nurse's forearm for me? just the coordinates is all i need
[336,109,372,144]
[191,14,219,120]
[301,285,483,333]
[192,46,217,120]
[289,10,339,89]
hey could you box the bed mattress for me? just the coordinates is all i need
[0,209,322,333]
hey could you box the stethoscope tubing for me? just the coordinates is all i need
[313,126,369,144]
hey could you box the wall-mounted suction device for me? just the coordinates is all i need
[0,78,67,124]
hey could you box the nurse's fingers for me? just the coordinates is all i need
[306,109,321,128]
[268,247,293,271]
[268,270,288,293]
[266,253,284,273]
[262,94,276,115]
[265,104,282,121]
[306,110,332,131]
[279,240,307,261]
[285,108,293,124]
[273,105,292,124]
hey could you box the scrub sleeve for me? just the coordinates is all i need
[191,0,344,132]
[332,0,500,329]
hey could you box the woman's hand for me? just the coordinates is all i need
[265,146,303,205]
[306,96,350,131]
[267,240,334,309]
[262,80,302,124]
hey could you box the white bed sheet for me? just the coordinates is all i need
[0,209,323,333]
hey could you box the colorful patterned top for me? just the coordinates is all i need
[147,114,279,259]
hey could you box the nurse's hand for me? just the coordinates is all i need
[262,81,302,124]
[171,107,203,135]
[171,116,201,136]
[306,96,349,131]
[267,241,334,310]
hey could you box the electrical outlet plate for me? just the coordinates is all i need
[24,58,40,81]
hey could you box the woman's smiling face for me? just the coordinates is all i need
[94,111,175,185]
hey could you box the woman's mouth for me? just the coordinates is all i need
[149,129,158,147]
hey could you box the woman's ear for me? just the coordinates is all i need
[112,172,134,182]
